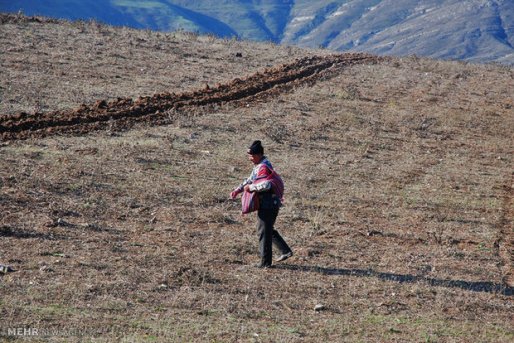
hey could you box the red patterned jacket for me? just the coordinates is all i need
[236,157,284,203]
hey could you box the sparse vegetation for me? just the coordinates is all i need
[0,13,513,342]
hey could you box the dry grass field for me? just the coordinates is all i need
[1,14,513,342]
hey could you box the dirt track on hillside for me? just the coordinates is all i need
[0,53,380,141]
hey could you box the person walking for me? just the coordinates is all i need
[231,140,293,268]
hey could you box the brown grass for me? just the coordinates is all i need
[1,14,513,342]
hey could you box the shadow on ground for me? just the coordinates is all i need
[0,225,62,240]
[277,264,513,296]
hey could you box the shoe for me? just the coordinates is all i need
[276,251,293,262]
[0,264,14,273]
[254,262,273,269]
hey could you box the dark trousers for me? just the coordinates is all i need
[256,207,291,266]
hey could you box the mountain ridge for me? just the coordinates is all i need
[1,0,513,65]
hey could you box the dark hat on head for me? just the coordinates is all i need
[247,140,264,155]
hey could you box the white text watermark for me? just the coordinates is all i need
[1,327,108,337]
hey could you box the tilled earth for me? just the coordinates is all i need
[0,53,381,140]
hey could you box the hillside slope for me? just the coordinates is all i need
[301,0,514,65]
[0,14,513,342]
[1,0,513,64]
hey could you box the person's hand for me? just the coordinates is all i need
[244,184,252,193]
[230,188,241,199]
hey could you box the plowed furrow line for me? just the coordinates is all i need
[0,53,380,141]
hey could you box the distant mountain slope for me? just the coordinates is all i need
[286,0,514,65]
[165,0,294,41]
[1,0,513,65]
[0,0,237,37]
[0,0,144,28]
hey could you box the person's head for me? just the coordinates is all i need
[247,140,264,164]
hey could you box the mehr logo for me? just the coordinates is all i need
[7,327,39,336]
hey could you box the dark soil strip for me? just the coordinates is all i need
[0,53,382,141]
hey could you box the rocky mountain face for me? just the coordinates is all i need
[2,0,513,65]
[285,0,514,65]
